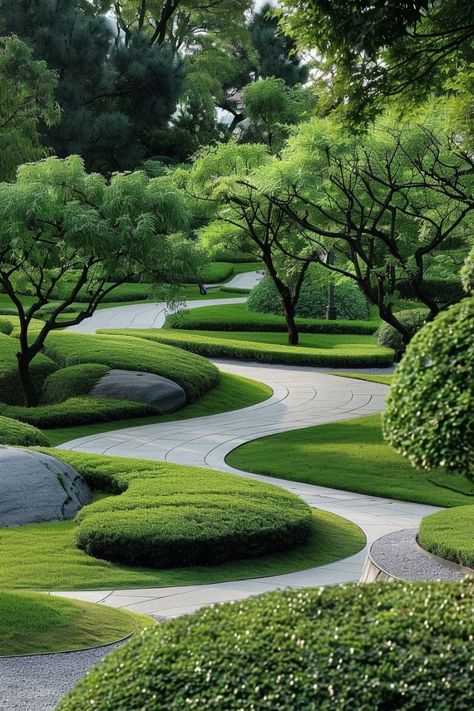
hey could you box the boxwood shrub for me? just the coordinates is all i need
[0,415,49,446]
[377,308,428,351]
[419,506,474,569]
[41,364,110,403]
[57,579,474,711]
[45,450,312,568]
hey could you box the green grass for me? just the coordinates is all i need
[0,509,364,590]
[166,302,377,334]
[330,371,394,385]
[101,328,394,368]
[0,415,49,446]
[0,591,149,656]
[44,372,272,446]
[419,506,474,568]
[226,414,474,507]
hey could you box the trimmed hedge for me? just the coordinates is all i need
[0,333,58,405]
[0,415,49,446]
[166,303,377,334]
[41,364,110,403]
[101,328,394,368]
[377,308,428,351]
[210,248,257,263]
[419,506,474,569]
[397,277,464,303]
[44,450,312,568]
[43,331,220,403]
[57,579,474,711]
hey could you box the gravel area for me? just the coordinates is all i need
[370,528,470,581]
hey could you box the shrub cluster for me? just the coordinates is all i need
[396,277,464,303]
[41,364,110,403]
[210,248,257,263]
[383,298,474,478]
[461,246,474,295]
[0,333,58,405]
[167,303,377,335]
[104,328,394,368]
[0,415,49,446]
[377,308,428,351]
[57,579,474,711]
[419,506,474,569]
[247,275,369,320]
[47,450,312,568]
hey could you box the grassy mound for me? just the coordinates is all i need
[101,328,393,368]
[47,450,312,568]
[42,363,110,403]
[0,415,49,446]
[0,591,147,656]
[0,333,58,405]
[57,580,474,711]
[419,506,474,568]
[227,414,474,507]
[166,302,377,334]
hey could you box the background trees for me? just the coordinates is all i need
[0,156,196,405]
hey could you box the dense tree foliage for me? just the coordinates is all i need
[0,156,196,405]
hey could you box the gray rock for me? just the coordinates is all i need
[89,369,186,413]
[0,446,91,527]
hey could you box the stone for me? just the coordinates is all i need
[0,446,91,527]
[89,369,186,413]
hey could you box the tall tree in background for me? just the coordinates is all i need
[0,35,60,180]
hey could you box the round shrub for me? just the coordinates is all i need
[247,275,369,320]
[75,469,312,568]
[419,505,474,569]
[383,297,474,478]
[377,308,428,351]
[42,363,110,403]
[57,579,474,711]
[0,415,49,446]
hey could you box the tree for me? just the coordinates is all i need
[383,296,474,480]
[185,142,313,344]
[0,35,59,181]
[262,116,473,343]
[277,1,474,127]
[0,155,195,406]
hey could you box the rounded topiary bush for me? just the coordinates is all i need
[57,580,474,711]
[377,308,428,351]
[0,415,49,446]
[383,297,474,478]
[247,275,369,320]
[42,363,110,403]
[419,505,474,569]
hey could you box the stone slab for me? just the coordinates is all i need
[90,368,186,413]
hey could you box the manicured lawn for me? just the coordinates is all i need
[419,505,474,568]
[45,372,272,445]
[0,509,365,590]
[0,591,149,655]
[227,414,474,507]
[330,371,394,385]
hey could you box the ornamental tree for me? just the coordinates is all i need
[383,297,474,480]
[0,155,195,406]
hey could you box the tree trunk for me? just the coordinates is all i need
[17,352,39,407]
[282,298,299,345]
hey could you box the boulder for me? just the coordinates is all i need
[89,369,186,413]
[0,446,91,527]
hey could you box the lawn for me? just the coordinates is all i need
[0,509,364,590]
[419,505,474,568]
[45,371,272,446]
[226,414,474,507]
[330,371,394,386]
[0,591,149,655]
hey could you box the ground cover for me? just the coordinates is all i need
[0,591,148,656]
[101,328,393,368]
[0,415,50,446]
[419,506,474,568]
[56,580,474,711]
[226,414,474,507]
[44,372,272,446]
[166,302,376,334]
[330,371,394,386]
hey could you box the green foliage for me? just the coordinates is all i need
[0,332,58,405]
[101,328,393,368]
[396,278,465,304]
[419,506,474,569]
[461,246,474,294]
[377,309,428,351]
[57,580,474,711]
[43,331,220,402]
[188,262,234,284]
[42,449,312,569]
[0,415,49,446]
[166,303,376,334]
[247,275,369,320]
[210,249,257,263]
[383,298,474,479]
[0,35,59,181]
[42,364,110,404]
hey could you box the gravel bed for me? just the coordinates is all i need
[370,528,469,581]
